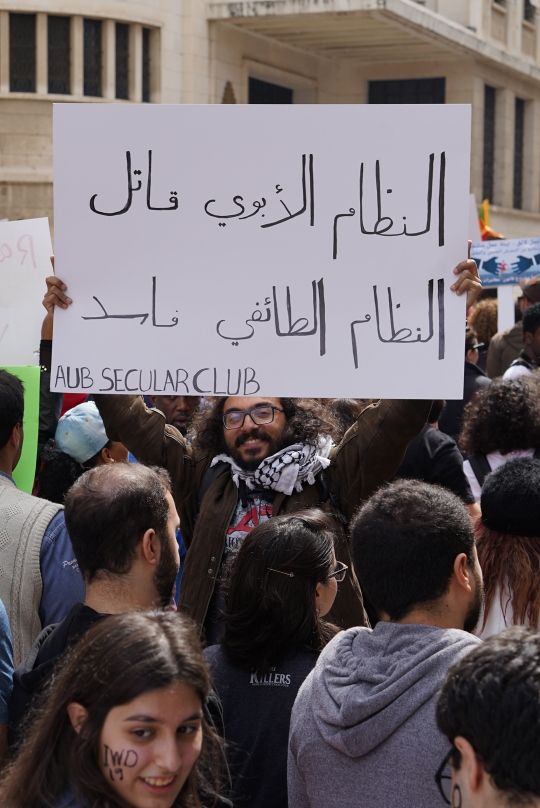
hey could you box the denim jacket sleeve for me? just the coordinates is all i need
[39,511,84,626]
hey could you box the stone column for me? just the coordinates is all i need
[493,88,515,208]
[522,99,540,211]
[36,13,47,94]
[71,16,83,97]
[129,23,142,102]
[0,11,9,93]
[103,19,115,99]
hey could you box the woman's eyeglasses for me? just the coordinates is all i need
[267,561,348,583]
[327,561,348,583]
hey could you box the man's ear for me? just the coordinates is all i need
[140,528,158,567]
[99,446,115,465]
[454,736,484,793]
[67,702,89,735]
[11,423,23,451]
[453,553,473,594]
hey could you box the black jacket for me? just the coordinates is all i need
[9,603,104,747]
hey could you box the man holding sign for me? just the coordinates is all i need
[45,260,478,638]
[49,102,479,637]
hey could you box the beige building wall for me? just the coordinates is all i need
[0,0,181,221]
[3,0,540,239]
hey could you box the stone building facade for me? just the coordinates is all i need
[2,0,540,237]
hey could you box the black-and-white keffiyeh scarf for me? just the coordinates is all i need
[211,436,334,496]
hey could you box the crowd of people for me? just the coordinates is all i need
[0,258,539,808]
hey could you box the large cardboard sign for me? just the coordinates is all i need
[52,104,471,398]
[0,218,52,365]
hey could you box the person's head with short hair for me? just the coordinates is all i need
[519,276,540,311]
[64,463,180,607]
[150,395,201,435]
[476,457,540,633]
[222,509,340,671]
[459,377,540,456]
[193,396,338,470]
[0,611,224,808]
[0,369,24,472]
[522,302,540,363]
[350,480,482,630]
[436,627,540,807]
[465,327,483,365]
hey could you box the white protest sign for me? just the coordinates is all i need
[52,104,470,399]
[0,218,52,365]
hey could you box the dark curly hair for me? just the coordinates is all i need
[459,377,540,456]
[192,398,339,458]
[436,627,540,802]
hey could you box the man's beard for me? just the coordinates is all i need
[154,533,180,608]
[228,427,287,471]
[463,564,484,634]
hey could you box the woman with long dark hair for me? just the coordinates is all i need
[476,457,540,638]
[204,509,342,808]
[0,611,225,808]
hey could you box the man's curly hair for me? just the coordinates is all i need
[459,377,540,456]
[192,398,340,458]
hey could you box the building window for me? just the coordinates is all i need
[115,23,129,100]
[142,27,151,102]
[48,16,70,95]
[9,13,36,93]
[514,97,525,210]
[248,78,293,103]
[84,18,102,97]
[524,0,536,23]
[483,85,496,203]
[368,77,445,104]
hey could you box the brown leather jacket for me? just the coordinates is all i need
[96,395,430,631]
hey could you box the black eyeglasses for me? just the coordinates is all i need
[223,404,284,430]
[327,561,348,583]
[435,748,456,805]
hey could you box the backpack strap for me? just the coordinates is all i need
[467,453,492,487]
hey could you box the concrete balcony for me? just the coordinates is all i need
[207,0,540,79]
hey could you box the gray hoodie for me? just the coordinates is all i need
[288,622,480,808]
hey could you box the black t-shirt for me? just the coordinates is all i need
[395,424,474,504]
[204,644,317,808]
